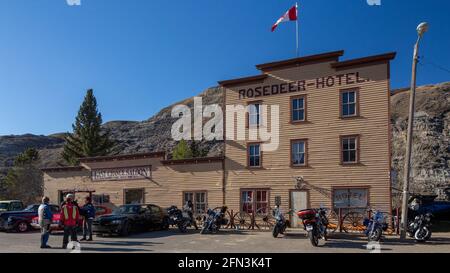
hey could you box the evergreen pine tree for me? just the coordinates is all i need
[62,89,115,165]
[190,141,208,158]
[172,139,192,160]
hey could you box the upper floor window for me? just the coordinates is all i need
[341,135,359,164]
[291,96,306,122]
[248,143,261,168]
[341,90,358,118]
[291,140,307,167]
[248,103,262,127]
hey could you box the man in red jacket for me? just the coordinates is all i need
[60,194,80,249]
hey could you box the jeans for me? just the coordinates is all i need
[62,226,78,248]
[40,224,50,247]
[83,218,93,239]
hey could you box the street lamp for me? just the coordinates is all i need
[400,22,429,239]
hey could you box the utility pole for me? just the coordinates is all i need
[400,22,429,240]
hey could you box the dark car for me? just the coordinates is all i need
[0,204,60,232]
[93,204,169,236]
[0,200,24,213]
[409,195,450,221]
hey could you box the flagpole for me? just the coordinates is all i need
[295,2,299,57]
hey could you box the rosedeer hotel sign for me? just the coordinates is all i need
[238,72,369,100]
[91,166,152,181]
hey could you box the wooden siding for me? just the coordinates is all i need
[223,60,392,214]
[44,157,224,209]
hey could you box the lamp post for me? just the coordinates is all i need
[400,22,429,239]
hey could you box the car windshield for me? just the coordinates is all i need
[113,205,140,215]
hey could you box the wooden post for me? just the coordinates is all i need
[338,208,342,233]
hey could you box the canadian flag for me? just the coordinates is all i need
[271,4,298,32]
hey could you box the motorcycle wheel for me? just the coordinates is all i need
[308,231,319,247]
[414,227,431,243]
[368,228,382,242]
[272,226,279,238]
[178,223,188,233]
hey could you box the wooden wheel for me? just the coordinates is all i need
[326,209,339,233]
[236,212,252,230]
[341,211,366,233]
[254,208,275,230]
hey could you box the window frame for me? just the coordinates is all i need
[340,135,360,165]
[340,88,360,118]
[290,95,307,123]
[247,142,263,169]
[240,188,270,214]
[246,100,263,128]
[290,139,308,168]
[182,191,208,215]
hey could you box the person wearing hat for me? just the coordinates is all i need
[60,193,80,249]
[38,196,53,249]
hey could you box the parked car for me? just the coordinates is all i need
[93,204,169,236]
[30,205,112,232]
[0,204,59,232]
[0,200,24,213]
[408,195,450,221]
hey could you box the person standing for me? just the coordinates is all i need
[60,194,80,249]
[38,196,53,249]
[80,196,96,241]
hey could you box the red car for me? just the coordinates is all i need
[31,205,112,231]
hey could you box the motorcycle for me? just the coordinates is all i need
[407,212,432,242]
[272,206,288,238]
[297,208,329,247]
[200,206,228,234]
[363,209,388,242]
[167,205,197,233]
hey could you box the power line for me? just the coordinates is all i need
[419,56,450,75]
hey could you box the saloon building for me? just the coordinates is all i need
[43,50,395,225]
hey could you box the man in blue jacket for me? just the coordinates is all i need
[38,196,53,249]
[80,196,96,241]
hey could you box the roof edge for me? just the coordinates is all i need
[331,52,397,69]
[79,152,166,163]
[255,50,345,71]
[218,74,268,87]
[161,156,225,165]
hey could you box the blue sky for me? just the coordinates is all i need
[0,0,449,135]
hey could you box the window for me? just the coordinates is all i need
[92,194,110,204]
[341,90,358,117]
[341,135,359,164]
[333,188,368,209]
[248,103,262,127]
[248,143,261,168]
[241,189,269,214]
[291,140,307,167]
[291,96,306,122]
[124,188,145,204]
[183,191,207,214]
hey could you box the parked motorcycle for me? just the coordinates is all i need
[363,209,388,242]
[167,205,197,233]
[272,206,288,238]
[407,212,432,242]
[297,208,329,247]
[200,206,228,234]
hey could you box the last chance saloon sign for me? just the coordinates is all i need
[91,166,152,181]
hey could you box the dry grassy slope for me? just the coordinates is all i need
[0,83,448,199]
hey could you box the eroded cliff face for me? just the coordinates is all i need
[391,82,450,203]
[0,83,449,201]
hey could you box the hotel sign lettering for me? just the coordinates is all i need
[238,72,369,100]
[91,166,151,181]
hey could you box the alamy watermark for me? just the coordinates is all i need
[367,0,381,6]
[171,97,280,152]
[66,0,81,6]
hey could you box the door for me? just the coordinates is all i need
[290,191,308,228]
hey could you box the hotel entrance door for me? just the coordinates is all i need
[290,191,308,228]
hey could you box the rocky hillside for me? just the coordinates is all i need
[0,83,449,199]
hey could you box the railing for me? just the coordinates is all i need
[198,207,403,235]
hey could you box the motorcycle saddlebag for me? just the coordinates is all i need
[382,223,388,231]
[363,218,370,227]
[297,209,316,221]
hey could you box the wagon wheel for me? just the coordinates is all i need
[326,209,339,233]
[225,210,238,229]
[236,212,252,230]
[341,211,366,233]
[254,208,275,231]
